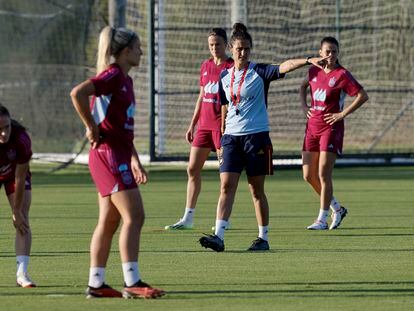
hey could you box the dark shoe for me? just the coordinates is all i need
[199,234,225,252]
[86,283,122,298]
[247,237,270,251]
[123,280,165,299]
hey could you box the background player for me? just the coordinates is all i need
[0,104,35,288]
[300,36,369,230]
[71,26,164,299]
[165,28,233,230]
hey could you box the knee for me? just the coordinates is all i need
[187,165,201,179]
[303,172,316,184]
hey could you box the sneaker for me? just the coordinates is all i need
[164,219,193,230]
[306,220,328,230]
[199,234,225,252]
[211,222,231,231]
[247,237,270,251]
[16,273,36,288]
[85,283,122,298]
[330,206,348,230]
[122,280,165,299]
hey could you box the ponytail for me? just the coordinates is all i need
[96,26,114,74]
[96,26,138,74]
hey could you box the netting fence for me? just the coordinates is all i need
[1,0,413,161]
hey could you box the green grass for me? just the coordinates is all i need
[0,164,413,310]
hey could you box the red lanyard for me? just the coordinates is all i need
[230,64,249,115]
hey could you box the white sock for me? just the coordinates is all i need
[16,255,29,276]
[182,207,195,224]
[330,197,341,212]
[88,267,105,288]
[258,226,269,241]
[317,209,329,223]
[122,261,140,287]
[214,220,228,240]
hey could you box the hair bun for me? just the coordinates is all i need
[232,22,248,33]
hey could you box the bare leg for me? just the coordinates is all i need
[89,194,121,267]
[8,190,32,256]
[247,175,268,226]
[216,172,240,220]
[302,151,322,196]
[186,147,211,209]
[110,188,144,262]
[318,152,337,211]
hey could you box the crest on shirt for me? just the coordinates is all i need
[7,149,16,161]
[328,77,337,87]
[312,77,317,83]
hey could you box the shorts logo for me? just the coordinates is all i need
[118,164,133,185]
[328,144,334,149]
[7,149,16,161]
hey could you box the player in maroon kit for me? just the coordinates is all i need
[71,26,164,299]
[0,104,36,288]
[300,37,369,230]
[165,28,234,230]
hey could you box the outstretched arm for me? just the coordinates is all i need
[279,56,329,74]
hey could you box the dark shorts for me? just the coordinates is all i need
[219,132,273,176]
[0,173,32,196]
[89,143,137,197]
[192,129,222,151]
[303,124,344,155]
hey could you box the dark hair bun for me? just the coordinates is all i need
[232,22,248,33]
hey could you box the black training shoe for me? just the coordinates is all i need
[199,234,225,252]
[247,237,270,251]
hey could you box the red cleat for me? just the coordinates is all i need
[85,283,122,298]
[122,280,165,299]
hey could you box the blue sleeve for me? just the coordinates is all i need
[254,63,285,82]
[219,71,229,105]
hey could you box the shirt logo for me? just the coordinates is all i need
[121,85,127,92]
[312,77,317,82]
[328,77,337,87]
[313,88,327,102]
[204,81,219,94]
[203,71,208,76]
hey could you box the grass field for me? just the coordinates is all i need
[0,164,413,310]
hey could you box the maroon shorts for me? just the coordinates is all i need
[0,173,32,196]
[303,125,344,155]
[192,129,221,152]
[89,143,137,197]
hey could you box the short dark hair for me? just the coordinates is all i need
[209,27,228,44]
[321,36,339,49]
[0,103,11,117]
[230,22,252,47]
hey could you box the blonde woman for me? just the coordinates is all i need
[71,26,164,299]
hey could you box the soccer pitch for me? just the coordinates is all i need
[0,165,413,310]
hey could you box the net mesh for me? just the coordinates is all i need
[1,0,413,159]
[127,0,414,157]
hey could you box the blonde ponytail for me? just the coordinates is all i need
[96,26,114,74]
